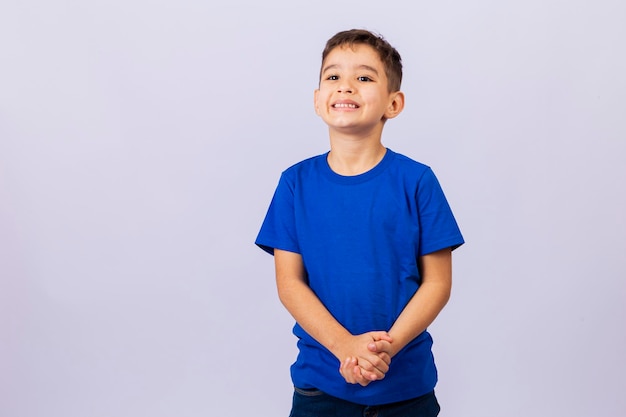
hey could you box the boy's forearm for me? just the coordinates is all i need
[274,250,352,360]
[278,276,353,357]
[387,248,452,357]
[387,281,451,356]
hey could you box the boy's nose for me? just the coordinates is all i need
[337,80,354,94]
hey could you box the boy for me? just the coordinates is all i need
[256,29,464,416]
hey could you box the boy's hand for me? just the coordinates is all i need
[337,331,393,386]
[367,336,395,357]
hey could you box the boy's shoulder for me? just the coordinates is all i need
[390,149,431,170]
[281,152,328,176]
[286,153,326,168]
[386,149,435,182]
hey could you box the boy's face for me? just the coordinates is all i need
[314,44,403,136]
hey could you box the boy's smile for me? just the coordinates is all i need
[314,44,404,138]
[333,100,359,109]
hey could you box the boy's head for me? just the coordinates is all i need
[320,29,403,93]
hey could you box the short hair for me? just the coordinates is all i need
[320,29,403,92]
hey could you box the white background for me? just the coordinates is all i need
[1,1,625,416]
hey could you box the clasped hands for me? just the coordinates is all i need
[337,331,394,387]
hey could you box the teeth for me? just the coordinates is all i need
[334,103,357,108]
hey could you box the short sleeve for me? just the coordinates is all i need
[416,168,464,256]
[255,172,301,256]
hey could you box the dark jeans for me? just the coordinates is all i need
[289,387,440,417]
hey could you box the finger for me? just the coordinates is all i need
[359,366,384,382]
[368,340,393,357]
[341,358,354,383]
[367,343,393,365]
[358,359,386,380]
[353,365,373,386]
[364,355,390,374]
[376,352,391,366]
[340,357,358,384]
[371,331,393,343]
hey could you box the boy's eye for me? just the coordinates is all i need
[358,76,372,82]
[327,75,339,81]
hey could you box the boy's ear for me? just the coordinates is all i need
[384,91,405,120]
[314,89,321,115]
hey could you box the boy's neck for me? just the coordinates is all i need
[327,134,387,176]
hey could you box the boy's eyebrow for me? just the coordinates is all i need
[321,64,380,75]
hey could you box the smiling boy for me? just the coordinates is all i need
[256,29,464,416]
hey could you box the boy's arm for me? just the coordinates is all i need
[274,248,392,385]
[372,247,453,358]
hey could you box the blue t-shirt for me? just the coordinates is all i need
[255,148,464,405]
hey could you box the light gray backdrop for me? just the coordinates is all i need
[1,1,625,416]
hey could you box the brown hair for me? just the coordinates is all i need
[321,29,403,92]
